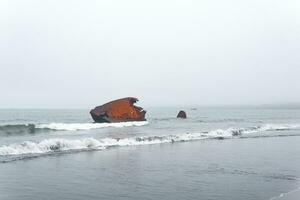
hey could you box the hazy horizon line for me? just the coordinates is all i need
[1,102,300,110]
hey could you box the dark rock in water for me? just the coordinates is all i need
[90,97,146,123]
[177,110,187,119]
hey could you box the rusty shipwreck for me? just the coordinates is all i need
[90,97,146,123]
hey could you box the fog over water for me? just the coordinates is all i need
[0,0,299,108]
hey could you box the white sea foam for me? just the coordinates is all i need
[0,123,299,157]
[0,132,220,156]
[0,138,105,156]
[35,121,148,131]
[34,122,296,132]
[201,124,300,137]
[205,128,238,137]
[240,124,300,134]
[260,124,300,131]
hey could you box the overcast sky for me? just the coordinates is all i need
[0,0,299,108]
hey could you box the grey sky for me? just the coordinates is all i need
[0,0,299,108]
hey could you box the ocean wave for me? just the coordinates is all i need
[240,124,300,134]
[0,121,149,134]
[0,123,299,160]
[36,121,148,131]
[259,124,300,131]
[0,138,105,156]
[0,124,49,135]
[0,130,233,157]
[201,124,300,137]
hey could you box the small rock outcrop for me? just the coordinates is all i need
[90,97,146,123]
[177,110,187,119]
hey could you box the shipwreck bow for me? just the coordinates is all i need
[90,97,146,123]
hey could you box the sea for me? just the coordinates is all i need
[0,107,300,200]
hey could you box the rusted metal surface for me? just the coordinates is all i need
[177,110,187,119]
[90,97,146,123]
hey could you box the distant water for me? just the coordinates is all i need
[0,107,300,200]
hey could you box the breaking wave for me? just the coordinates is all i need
[36,121,148,131]
[0,121,149,135]
[0,138,105,156]
[202,124,300,137]
[0,133,211,157]
[1,123,299,159]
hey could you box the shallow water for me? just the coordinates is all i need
[0,107,300,199]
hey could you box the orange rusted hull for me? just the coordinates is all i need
[90,97,146,123]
